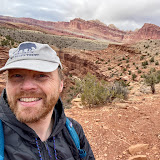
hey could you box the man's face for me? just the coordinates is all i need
[6,69,63,123]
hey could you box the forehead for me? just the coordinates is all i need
[7,69,57,75]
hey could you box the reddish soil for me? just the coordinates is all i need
[65,92,160,160]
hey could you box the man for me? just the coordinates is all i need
[0,42,95,160]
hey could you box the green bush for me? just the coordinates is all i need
[140,55,145,60]
[75,73,128,107]
[5,35,12,40]
[108,67,112,70]
[110,81,128,100]
[78,73,109,106]
[150,57,154,63]
[1,39,10,46]
[138,70,142,74]
[143,70,160,94]
[145,45,149,49]
[132,74,137,80]
[142,61,148,66]
[128,70,132,75]
[155,61,159,65]
[123,68,127,72]
[126,64,130,68]
[150,68,156,73]
[1,36,15,47]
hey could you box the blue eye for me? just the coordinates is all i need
[35,74,48,80]
[39,74,46,78]
[10,74,23,78]
[14,74,22,77]
[9,74,23,81]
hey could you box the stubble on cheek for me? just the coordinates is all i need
[7,91,59,123]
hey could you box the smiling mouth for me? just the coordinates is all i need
[19,98,42,102]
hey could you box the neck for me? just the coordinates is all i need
[26,110,54,142]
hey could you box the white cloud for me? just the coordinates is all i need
[0,0,160,30]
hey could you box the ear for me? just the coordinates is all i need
[59,80,63,93]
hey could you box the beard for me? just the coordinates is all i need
[7,91,59,123]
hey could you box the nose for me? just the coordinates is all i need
[20,78,37,91]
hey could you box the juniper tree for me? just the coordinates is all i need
[143,71,160,94]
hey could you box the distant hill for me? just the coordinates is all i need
[0,15,160,43]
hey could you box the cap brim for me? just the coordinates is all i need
[0,60,60,73]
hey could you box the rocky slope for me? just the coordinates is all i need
[123,23,160,43]
[0,15,160,43]
[0,25,160,159]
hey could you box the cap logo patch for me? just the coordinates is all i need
[11,43,39,59]
[18,43,36,53]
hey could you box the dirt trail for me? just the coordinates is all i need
[65,92,160,160]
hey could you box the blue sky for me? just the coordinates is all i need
[0,0,160,31]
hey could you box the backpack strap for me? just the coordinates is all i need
[0,120,4,160]
[65,118,86,159]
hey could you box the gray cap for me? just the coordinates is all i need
[0,42,62,72]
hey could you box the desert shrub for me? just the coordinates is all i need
[100,58,104,62]
[150,57,154,63]
[142,61,148,66]
[143,70,160,94]
[141,74,145,78]
[118,80,130,87]
[5,35,12,40]
[128,70,131,75]
[150,68,156,73]
[108,67,112,70]
[110,81,128,100]
[1,39,10,46]
[126,64,130,68]
[155,61,159,65]
[138,70,142,74]
[95,60,99,64]
[132,74,137,80]
[76,73,109,106]
[145,45,149,49]
[140,55,145,60]
[75,73,128,107]
[1,35,15,47]
[123,68,127,72]
[11,40,14,45]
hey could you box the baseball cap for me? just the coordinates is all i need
[0,42,62,72]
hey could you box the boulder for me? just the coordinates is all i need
[128,144,149,155]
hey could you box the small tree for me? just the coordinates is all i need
[143,71,160,94]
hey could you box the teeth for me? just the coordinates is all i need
[19,98,40,102]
